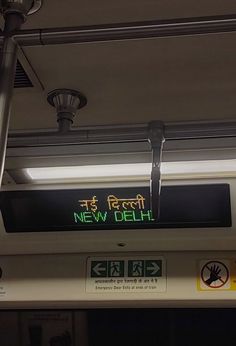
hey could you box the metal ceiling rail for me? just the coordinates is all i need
[7,120,236,148]
[1,14,236,47]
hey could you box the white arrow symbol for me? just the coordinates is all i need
[93,263,106,276]
[147,262,160,275]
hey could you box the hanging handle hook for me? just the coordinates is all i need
[148,121,165,221]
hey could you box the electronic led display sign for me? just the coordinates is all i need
[0,184,231,233]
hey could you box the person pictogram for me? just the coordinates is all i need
[132,261,143,276]
[110,261,121,276]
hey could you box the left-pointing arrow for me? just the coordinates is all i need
[93,263,106,276]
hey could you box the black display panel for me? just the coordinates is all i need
[0,184,231,233]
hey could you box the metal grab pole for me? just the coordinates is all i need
[0,35,18,186]
[0,9,25,186]
[148,121,165,221]
[1,14,236,47]
[0,0,39,186]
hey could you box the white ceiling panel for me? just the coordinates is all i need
[10,32,236,130]
[23,0,236,28]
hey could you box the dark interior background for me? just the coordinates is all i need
[88,309,235,346]
[1,308,235,346]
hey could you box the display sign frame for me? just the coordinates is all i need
[0,184,231,233]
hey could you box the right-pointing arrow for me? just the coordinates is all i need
[147,262,160,275]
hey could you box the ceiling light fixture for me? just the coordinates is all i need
[23,159,236,183]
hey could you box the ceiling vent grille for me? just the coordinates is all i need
[14,60,33,88]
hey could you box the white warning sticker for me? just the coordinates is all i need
[86,256,166,293]
[197,259,235,290]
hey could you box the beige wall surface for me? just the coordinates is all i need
[0,251,235,308]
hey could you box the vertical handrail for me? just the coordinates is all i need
[148,121,165,221]
[0,35,18,185]
[0,0,40,186]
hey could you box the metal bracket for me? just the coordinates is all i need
[148,121,165,221]
[47,89,87,133]
[0,0,42,20]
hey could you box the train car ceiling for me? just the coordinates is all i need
[2,1,236,311]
